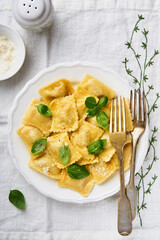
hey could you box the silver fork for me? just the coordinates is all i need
[127,90,146,220]
[109,97,132,236]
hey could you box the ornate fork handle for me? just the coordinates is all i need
[127,90,146,220]
[127,129,144,220]
[117,146,132,236]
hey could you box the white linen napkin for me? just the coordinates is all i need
[0,5,160,240]
[0,0,160,11]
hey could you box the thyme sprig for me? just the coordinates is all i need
[123,14,159,226]
[124,15,145,87]
[147,93,160,118]
[135,127,159,225]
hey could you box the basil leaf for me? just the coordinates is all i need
[96,110,109,129]
[31,138,47,154]
[97,96,108,108]
[101,139,107,149]
[9,190,25,210]
[36,104,52,116]
[59,143,70,166]
[67,164,90,179]
[85,97,97,109]
[86,106,99,117]
[88,139,107,155]
[86,96,108,118]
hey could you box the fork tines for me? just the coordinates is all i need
[130,90,146,123]
[110,97,126,133]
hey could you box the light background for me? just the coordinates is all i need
[0,1,160,239]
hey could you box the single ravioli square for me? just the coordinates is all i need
[28,151,62,179]
[58,169,95,197]
[70,121,104,161]
[22,98,52,137]
[50,95,78,132]
[17,125,45,159]
[78,74,116,99]
[38,79,75,105]
[47,132,82,169]
[74,87,98,120]
[88,159,116,184]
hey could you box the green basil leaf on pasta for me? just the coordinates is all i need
[31,138,47,154]
[96,110,109,129]
[97,96,108,108]
[88,139,107,155]
[67,164,90,179]
[59,143,70,166]
[86,96,108,118]
[86,106,99,117]
[36,104,52,116]
[85,97,97,109]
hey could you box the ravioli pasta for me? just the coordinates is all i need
[38,79,75,105]
[50,95,78,133]
[17,74,133,197]
[17,125,45,159]
[70,120,104,161]
[58,169,95,197]
[28,151,62,180]
[22,98,52,137]
[79,74,116,99]
[47,132,82,169]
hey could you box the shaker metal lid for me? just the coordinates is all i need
[12,0,53,27]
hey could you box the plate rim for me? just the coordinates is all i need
[7,61,149,204]
[0,24,26,81]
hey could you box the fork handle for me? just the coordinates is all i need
[128,134,139,186]
[126,133,139,220]
[117,148,126,196]
[117,148,132,235]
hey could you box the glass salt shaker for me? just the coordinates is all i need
[12,0,54,32]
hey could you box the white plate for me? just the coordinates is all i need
[8,62,149,203]
[0,24,26,81]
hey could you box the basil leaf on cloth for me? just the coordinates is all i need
[85,97,97,109]
[36,104,52,116]
[67,164,90,179]
[59,143,71,166]
[31,138,47,154]
[96,110,109,129]
[88,139,107,155]
[9,190,25,210]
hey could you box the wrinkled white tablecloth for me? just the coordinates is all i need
[0,1,160,239]
[1,0,160,10]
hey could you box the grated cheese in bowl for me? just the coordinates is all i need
[0,35,16,74]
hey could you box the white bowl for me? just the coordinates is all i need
[0,24,26,81]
